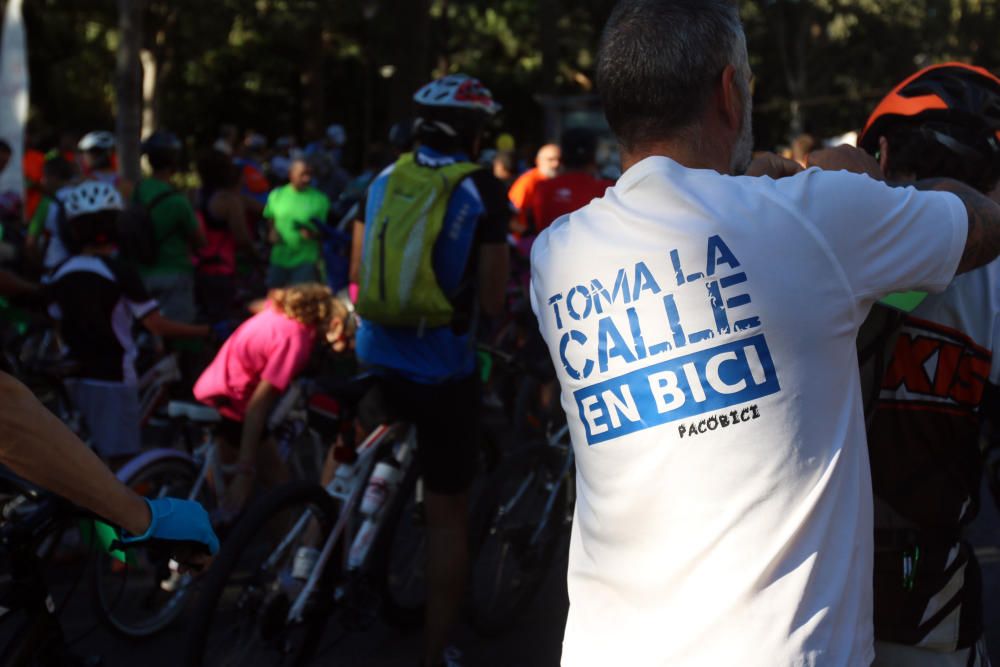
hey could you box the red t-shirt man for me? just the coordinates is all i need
[531,171,613,233]
[507,143,560,235]
[529,127,613,233]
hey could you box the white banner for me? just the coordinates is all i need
[0,0,27,202]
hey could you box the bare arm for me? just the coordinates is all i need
[0,372,151,535]
[915,177,1000,274]
[478,242,509,319]
[213,190,254,251]
[142,310,211,338]
[0,269,38,298]
[238,380,282,471]
[349,220,365,285]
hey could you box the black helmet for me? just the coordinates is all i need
[859,63,1000,164]
[141,130,182,154]
[141,130,182,170]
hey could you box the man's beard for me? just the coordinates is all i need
[730,80,754,175]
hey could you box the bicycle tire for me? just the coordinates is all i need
[183,481,340,667]
[375,467,426,630]
[90,455,201,638]
[468,447,567,637]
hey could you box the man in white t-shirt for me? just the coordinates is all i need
[529,1,1000,665]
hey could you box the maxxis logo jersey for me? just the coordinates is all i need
[868,261,1000,651]
[530,156,968,667]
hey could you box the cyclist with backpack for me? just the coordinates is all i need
[129,131,205,323]
[349,73,509,667]
[857,63,1000,667]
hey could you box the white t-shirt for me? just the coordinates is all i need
[529,157,968,667]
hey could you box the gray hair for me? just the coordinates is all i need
[596,0,748,152]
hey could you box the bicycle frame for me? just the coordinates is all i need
[529,424,572,544]
[114,433,232,506]
[493,424,572,552]
[137,353,181,425]
[283,422,415,623]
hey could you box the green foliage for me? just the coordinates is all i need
[15,0,1000,165]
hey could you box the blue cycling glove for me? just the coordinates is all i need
[119,497,220,556]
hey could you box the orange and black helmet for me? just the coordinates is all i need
[859,62,1000,163]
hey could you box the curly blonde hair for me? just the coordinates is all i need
[269,283,347,331]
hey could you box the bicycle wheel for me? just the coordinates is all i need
[184,481,340,667]
[377,470,426,630]
[90,455,201,638]
[468,447,568,637]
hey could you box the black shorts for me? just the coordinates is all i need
[358,373,481,496]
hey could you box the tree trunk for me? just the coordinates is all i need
[140,48,157,137]
[115,0,145,183]
[770,0,809,139]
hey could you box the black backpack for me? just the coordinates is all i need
[117,188,179,265]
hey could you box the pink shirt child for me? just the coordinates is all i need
[194,304,316,421]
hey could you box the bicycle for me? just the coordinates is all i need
[90,378,328,639]
[182,375,430,665]
[136,351,182,426]
[467,418,574,637]
[0,468,212,667]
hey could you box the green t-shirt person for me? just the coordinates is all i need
[133,177,200,277]
[264,182,331,269]
[27,196,52,239]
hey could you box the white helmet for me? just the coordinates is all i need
[61,180,123,219]
[78,131,116,152]
[413,74,501,116]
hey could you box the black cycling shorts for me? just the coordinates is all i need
[358,373,480,496]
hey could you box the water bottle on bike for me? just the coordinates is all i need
[349,442,411,569]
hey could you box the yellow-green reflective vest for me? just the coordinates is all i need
[357,153,481,329]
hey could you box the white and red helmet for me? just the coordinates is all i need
[62,180,123,219]
[413,74,501,116]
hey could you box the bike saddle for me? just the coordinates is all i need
[167,401,222,424]
[29,357,82,380]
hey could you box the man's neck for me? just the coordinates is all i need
[620,132,731,175]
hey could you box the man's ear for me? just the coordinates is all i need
[718,64,743,132]
[878,136,890,174]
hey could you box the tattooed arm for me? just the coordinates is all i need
[915,178,1000,275]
